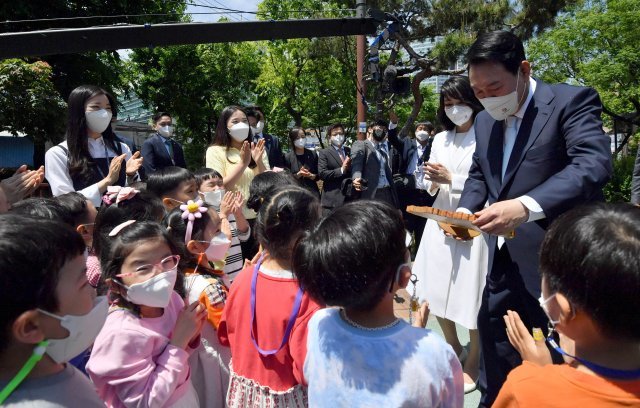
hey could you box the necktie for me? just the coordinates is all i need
[338,148,345,161]
[501,116,517,180]
[165,140,175,164]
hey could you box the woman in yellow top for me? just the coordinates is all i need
[206,105,269,258]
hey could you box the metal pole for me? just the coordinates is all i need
[356,0,367,141]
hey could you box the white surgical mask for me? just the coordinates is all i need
[204,232,232,262]
[202,189,225,208]
[444,105,474,127]
[158,125,174,138]
[254,121,264,134]
[118,268,178,308]
[331,134,345,147]
[294,138,306,149]
[228,123,250,142]
[85,109,112,134]
[38,296,108,363]
[479,69,523,121]
[415,130,430,142]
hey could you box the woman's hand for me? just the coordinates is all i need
[106,154,127,185]
[424,162,452,184]
[251,139,265,163]
[0,165,45,203]
[504,310,552,366]
[240,141,252,166]
[125,151,143,176]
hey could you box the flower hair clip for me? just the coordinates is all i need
[180,199,208,243]
[102,186,139,206]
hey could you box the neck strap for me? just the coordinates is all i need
[0,341,49,404]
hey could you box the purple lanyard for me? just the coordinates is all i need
[250,255,303,356]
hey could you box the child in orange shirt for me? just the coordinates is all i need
[495,203,640,407]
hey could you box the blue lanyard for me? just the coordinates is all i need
[249,255,303,356]
[547,336,640,380]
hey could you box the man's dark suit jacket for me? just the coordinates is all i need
[351,139,399,207]
[387,127,433,176]
[458,80,612,297]
[141,133,187,176]
[259,133,285,169]
[318,145,350,210]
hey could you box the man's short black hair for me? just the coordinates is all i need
[540,203,640,340]
[245,106,264,121]
[152,112,172,124]
[467,30,526,75]
[293,200,406,311]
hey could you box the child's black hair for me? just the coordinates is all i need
[100,221,182,314]
[255,185,320,262]
[539,203,640,340]
[55,191,90,225]
[163,205,215,269]
[0,214,85,353]
[293,200,406,311]
[146,166,195,198]
[193,168,223,189]
[246,171,298,212]
[10,197,75,226]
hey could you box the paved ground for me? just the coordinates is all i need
[395,289,481,408]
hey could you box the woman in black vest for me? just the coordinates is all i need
[284,127,320,197]
[45,85,143,207]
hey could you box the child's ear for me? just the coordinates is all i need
[186,240,207,255]
[397,266,412,290]
[105,278,121,295]
[162,198,180,210]
[555,292,575,322]
[12,310,46,345]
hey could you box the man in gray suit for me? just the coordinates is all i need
[632,147,640,205]
[351,120,399,208]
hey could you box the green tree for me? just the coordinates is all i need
[0,59,66,167]
[527,0,640,129]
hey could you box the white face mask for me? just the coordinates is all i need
[204,232,232,262]
[118,268,178,308]
[253,120,264,135]
[228,122,250,142]
[331,134,345,147]
[38,296,108,364]
[202,189,225,208]
[415,130,430,142]
[294,138,306,149]
[445,105,474,127]
[158,125,174,138]
[85,109,112,134]
[479,69,523,121]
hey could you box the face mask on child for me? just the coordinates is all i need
[37,296,109,363]
[204,232,232,262]
[117,268,178,308]
[202,189,225,207]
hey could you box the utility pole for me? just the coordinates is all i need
[356,0,367,140]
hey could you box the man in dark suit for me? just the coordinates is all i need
[246,106,285,169]
[318,123,351,216]
[631,147,640,205]
[141,112,187,176]
[352,120,400,208]
[457,31,612,406]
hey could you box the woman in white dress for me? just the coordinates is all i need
[413,75,488,393]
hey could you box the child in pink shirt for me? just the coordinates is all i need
[86,220,207,407]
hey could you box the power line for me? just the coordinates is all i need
[2,12,235,25]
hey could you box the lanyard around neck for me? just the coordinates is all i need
[0,341,49,404]
[249,255,303,356]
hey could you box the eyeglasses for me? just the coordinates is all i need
[116,255,180,279]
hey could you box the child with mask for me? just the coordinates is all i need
[293,200,463,406]
[45,85,143,208]
[0,215,106,406]
[86,221,206,407]
[194,168,250,282]
[218,185,323,408]
[494,203,640,407]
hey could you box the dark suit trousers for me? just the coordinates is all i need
[478,244,554,407]
[373,186,397,208]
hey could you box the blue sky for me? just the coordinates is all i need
[186,0,261,22]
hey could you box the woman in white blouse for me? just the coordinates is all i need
[413,75,488,393]
[45,85,143,207]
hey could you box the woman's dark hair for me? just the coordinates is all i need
[288,127,305,150]
[293,200,406,311]
[10,197,75,226]
[436,76,484,131]
[152,112,172,125]
[246,171,299,212]
[65,85,120,182]
[539,203,640,341]
[101,221,182,314]
[211,105,256,169]
[0,215,85,353]
[193,168,223,189]
[255,185,320,262]
[163,205,214,269]
[55,192,89,225]
[466,30,526,75]
[146,166,195,198]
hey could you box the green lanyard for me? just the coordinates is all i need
[0,341,49,404]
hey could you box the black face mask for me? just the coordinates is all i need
[373,128,386,141]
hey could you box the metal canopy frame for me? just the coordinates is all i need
[0,17,377,59]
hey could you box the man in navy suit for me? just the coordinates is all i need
[246,106,285,169]
[457,31,612,406]
[141,112,187,176]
